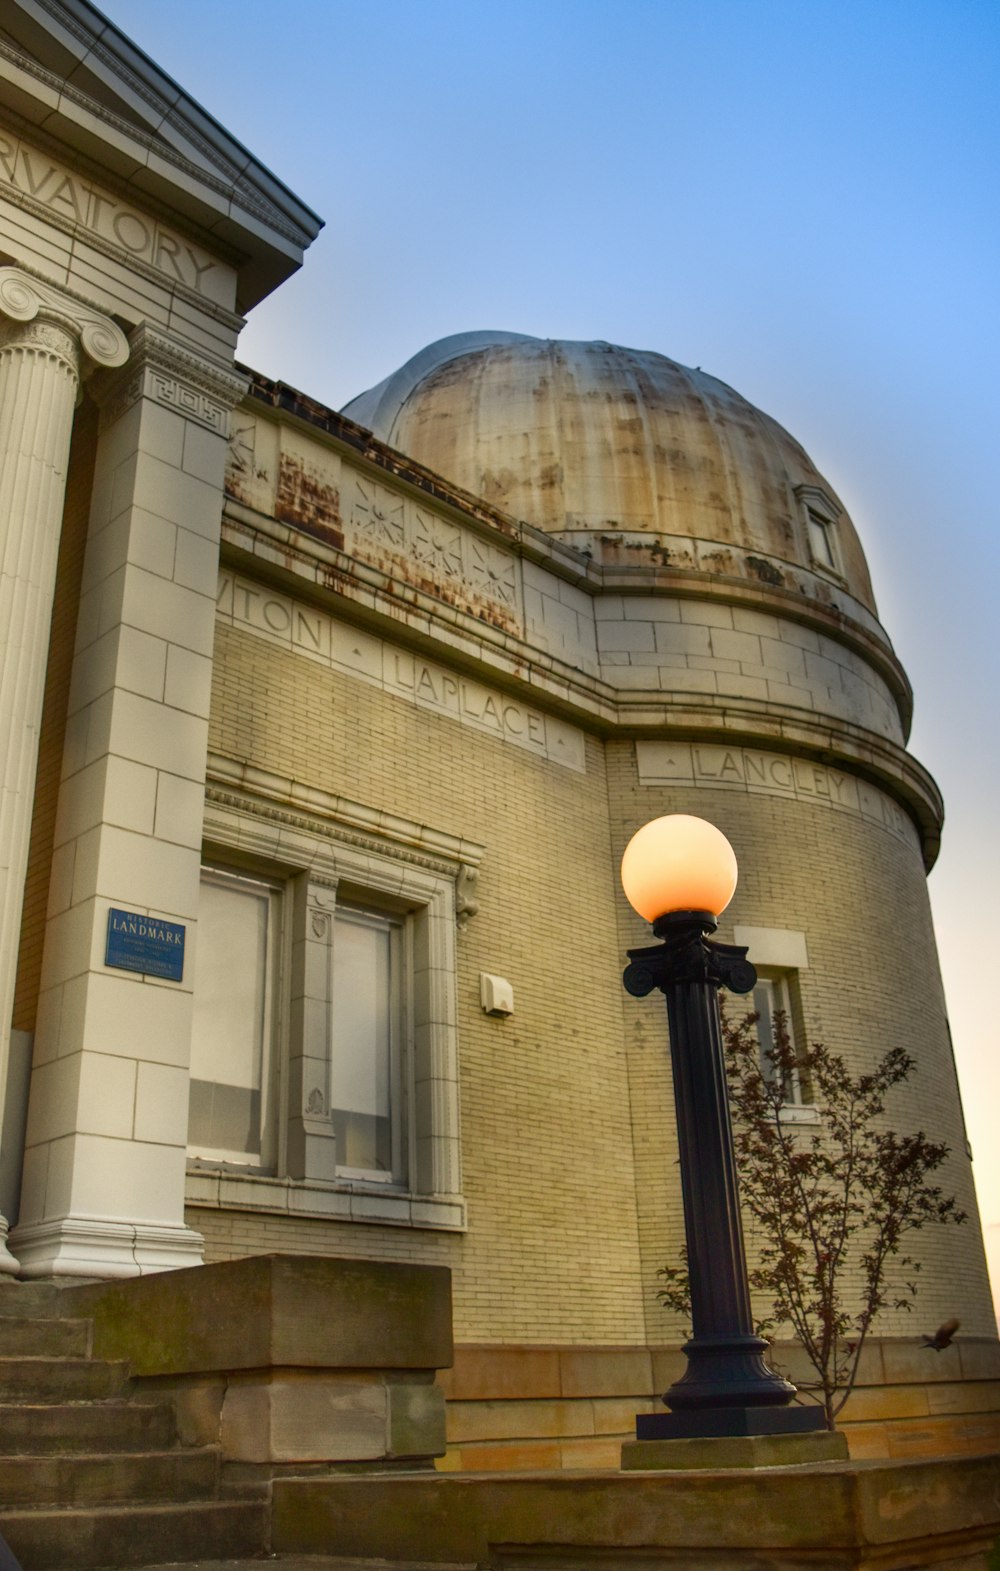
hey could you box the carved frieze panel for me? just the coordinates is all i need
[352,477,405,550]
[345,467,522,633]
[412,508,463,579]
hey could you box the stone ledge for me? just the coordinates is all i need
[63,1253,453,1374]
[272,1455,1000,1566]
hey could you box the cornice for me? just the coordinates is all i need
[5,3,321,247]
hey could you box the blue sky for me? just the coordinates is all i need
[103,0,1000,1308]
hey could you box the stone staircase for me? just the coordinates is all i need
[0,1282,268,1570]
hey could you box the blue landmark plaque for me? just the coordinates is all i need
[106,908,185,982]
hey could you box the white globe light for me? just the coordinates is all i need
[620,814,739,922]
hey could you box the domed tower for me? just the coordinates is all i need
[345,331,993,1341]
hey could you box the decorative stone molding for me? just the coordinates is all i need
[97,322,248,434]
[12,1215,205,1280]
[205,754,485,878]
[456,865,481,932]
[0,316,81,377]
[0,266,129,369]
[345,468,522,632]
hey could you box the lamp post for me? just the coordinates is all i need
[621,814,825,1440]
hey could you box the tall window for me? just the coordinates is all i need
[752,973,804,1106]
[188,866,280,1168]
[330,905,404,1180]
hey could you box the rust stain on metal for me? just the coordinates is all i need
[275,452,344,551]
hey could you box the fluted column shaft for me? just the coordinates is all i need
[0,269,127,1271]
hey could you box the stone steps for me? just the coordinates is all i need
[0,1314,91,1357]
[0,1356,130,1401]
[0,1283,79,1318]
[0,1446,221,1506]
[0,1399,178,1452]
[0,1499,269,1570]
[0,1282,267,1569]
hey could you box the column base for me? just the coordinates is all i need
[10,1216,204,1278]
[0,1214,20,1276]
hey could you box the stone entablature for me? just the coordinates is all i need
[217,571,586,774]
[0,125,232,307]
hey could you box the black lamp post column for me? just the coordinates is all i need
[624,909,824,1439]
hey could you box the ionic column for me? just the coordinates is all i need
[0,269,128,1273]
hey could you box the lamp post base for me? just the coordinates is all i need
[637,1404,828,1440]
[622,1426,847,1472]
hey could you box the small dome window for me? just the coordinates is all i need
[797,485,845,580]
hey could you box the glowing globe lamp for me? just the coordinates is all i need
[621,814,738,924]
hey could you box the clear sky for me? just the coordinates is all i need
[102,0,1000,1314]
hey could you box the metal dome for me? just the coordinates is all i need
[343,331,878,617]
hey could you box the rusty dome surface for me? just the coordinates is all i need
[343,332,878,617]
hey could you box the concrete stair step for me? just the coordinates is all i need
[0,1315,91,1357]
[0,1400,177,1453]
[0,1357,129,1400]
[0,1283,80,1319]
[0,1447,220,1506]
[0,1498,269,1569]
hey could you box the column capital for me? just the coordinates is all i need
[0,267,129,370]
[97,322,249,436]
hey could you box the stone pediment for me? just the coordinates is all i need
[0,0,323,309]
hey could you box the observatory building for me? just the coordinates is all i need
[0,0,995,1474]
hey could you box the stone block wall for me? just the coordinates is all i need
[437,1339,1000,1470]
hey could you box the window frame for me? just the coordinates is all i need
[732,925,818,1125]
[187,863,285,1173]
[796,484,846,584]
[328,900,407,1185]
[186,769,476,1232]
[752,971,805,1108]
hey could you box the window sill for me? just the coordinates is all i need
[778,1103,821,1126]
[185,1166,466,1231]
[808,558,849,591]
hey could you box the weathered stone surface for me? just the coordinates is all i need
[388,1380,447,1458]
[1,1499,267,1571]
[272,1455,1000,1565]
[222,1374,388,1463]
[66,1253,453,1374]
[621,1429,848,1470]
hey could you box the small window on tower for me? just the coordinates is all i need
[795,485,844,579]
[752,973,805,1106]
[806,507,839,573]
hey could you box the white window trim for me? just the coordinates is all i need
[795,484,847,585]
[188,765,482,1232]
